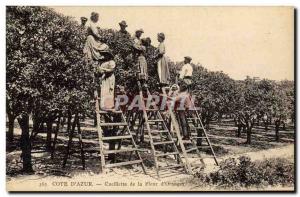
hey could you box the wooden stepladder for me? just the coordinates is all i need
[94,89,147,173]
[184,108,218,165]
[162,88,218,172]
[129,81,188,178]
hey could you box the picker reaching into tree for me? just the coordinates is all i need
[116,20,131,39]
[83,12,109,61]
[156,33,170,87]
[133,29,144,46]
[134,45,148,83]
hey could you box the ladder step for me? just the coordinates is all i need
[99,122,127,126]
[182,140,192,143]
[150,130,169,133]
[99,110,123,114]
[103,135,132,140]
[153,141,174,145]
[145,109,159,111]
[148,119,164,122]
[104,148,138,154]
[156,151,179,157]
[159,163,184,170]
[105,160,143,168]
[186,147,198,153]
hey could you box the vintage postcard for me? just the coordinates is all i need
[6,6,295,192]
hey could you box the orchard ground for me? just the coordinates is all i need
[6,117,294,191]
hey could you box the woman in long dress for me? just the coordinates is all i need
[156,33,170,85]
[96,50,116,110]
[83,12,109,61]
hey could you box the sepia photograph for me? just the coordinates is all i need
[6,6,295,192]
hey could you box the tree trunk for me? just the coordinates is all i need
[206,119,210,130]
[275,120,280,142]
[7,114,15,142]
[275,126,279,142]
[67,112,72,134]
[218,113,222,123]
[46,121,53,151]
[18,114,33,173]
[264,121,268,131]
[236,125,242,137]
[282,122,286,131]
[233,117,237,127]
[246,126,252,144]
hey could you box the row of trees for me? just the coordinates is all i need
[6,6,294,173]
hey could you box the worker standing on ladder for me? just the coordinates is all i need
[133,44,148,87]
[176,56,193,140]
[179,56,193,92]
[96,50,116,111]
[156,33,170,92]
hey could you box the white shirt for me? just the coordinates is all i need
[179,63,193,79]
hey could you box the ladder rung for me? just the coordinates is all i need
[148,119,164,122]
[156,151,179,157]
[186,147,198,153]
[105,160,143,168]
[153,141,173,145]
[159,164,184,170]
[182,140,192,143]
[104,148,138,154]
[99,110,123,114]
[99,122,127,126]
[150,130,169,133]
[145,109,159,111]
[103,135,132,140]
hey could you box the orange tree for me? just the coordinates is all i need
[190,65,238,128]
[7,6,93,172]
[6,6,160,172]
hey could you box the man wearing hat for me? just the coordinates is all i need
[116,20,131,39]
[132,29,144,46]
[179,56,193,89]
[177,56,193,140]
[81,17,88,27]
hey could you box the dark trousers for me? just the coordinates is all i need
[177,111,190,139]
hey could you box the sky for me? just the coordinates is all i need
[51,6,294,81]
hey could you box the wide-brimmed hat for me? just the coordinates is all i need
[91,12,99,18]
[184,56,192,61]
[81,17,88,22]
[119,20,128,27]
[136,29,144,33]
[157,32,165,40]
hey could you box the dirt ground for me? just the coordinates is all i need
[6,119,295,191]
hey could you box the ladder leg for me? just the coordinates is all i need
[194,110,218,166]
[77,116,85,170]
[62,114,77,168]
[95,90,106,173]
